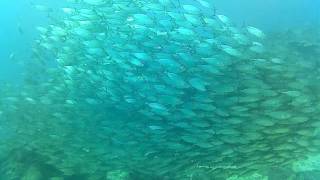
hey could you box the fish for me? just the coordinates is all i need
[5,0,320,179]
[17,21,24,34]
[247,26,266,39]
[9,53,15,61]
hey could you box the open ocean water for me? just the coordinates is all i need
[0,0,319,179]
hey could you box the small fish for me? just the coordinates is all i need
[9,53,15,61]
[247,26,266,39]
[148,125,163,130]
[31,4,52,12]
[17,22,24,34]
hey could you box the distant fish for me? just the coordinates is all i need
[29,1,53,13]
[188,78,207,91]
[17,22,24,35]
[32,4,52,12]
[9,53,15,61]
[220,45,242,57]
[195,0,211,8]
[9,52,25,66]
[217,14,231,25]
[148,125,163,130]
[247,26,266,39]
[83,0,106,5]
[61,8,76,15]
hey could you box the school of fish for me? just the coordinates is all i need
[1,0,320,179]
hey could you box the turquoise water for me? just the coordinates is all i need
[0,0,320,179]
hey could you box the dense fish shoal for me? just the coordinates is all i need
[1,0,320,179]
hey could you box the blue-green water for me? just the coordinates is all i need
[0,0,320,179]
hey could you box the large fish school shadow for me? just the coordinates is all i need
[0,148,164,180]
[2,148,320,180]
[0,148,97,180]
[0,148,63,180]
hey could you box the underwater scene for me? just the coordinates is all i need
[0,0,320,179]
